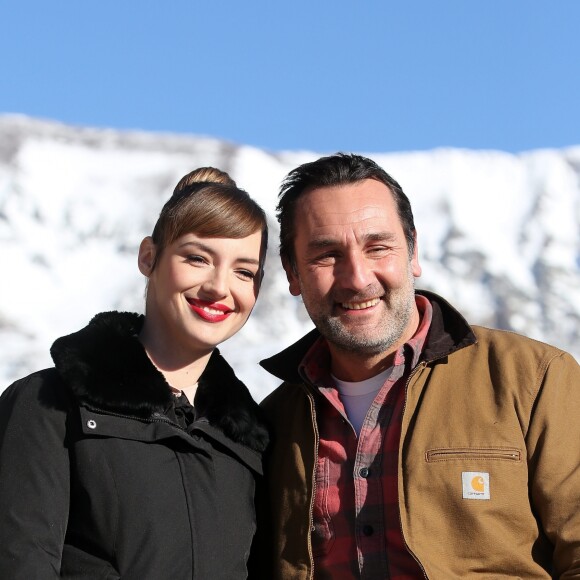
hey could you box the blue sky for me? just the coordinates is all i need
[1,0,579,154]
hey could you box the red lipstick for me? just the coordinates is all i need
[186,298,232,322]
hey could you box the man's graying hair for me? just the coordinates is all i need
[276,153,416,269]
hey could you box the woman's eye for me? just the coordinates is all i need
[236,269,256,281]
[186,255,207,264]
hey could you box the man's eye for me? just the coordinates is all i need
[313,252,337,264]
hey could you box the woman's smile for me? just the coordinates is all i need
[187,297,233,322]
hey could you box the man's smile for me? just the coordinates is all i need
[340,297,381,311]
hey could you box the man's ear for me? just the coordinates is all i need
[410,232,422,278]
[282,257,301,297]
[138,237,157,277]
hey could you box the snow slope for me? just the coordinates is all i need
[1,115,579,400]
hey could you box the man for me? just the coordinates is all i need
[258,153,580,579]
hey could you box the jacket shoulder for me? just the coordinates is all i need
[471,325,573,361]
[260,382,316,441]
[464,326,579,397]
[1,368,71,420]
[260,381,309,413]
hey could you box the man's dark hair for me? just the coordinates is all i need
[276,152,416,268]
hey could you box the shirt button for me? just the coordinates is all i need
[359,467,370,478]
[86,419,97,429]
[363,525,374,536]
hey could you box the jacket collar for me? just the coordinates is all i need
[260,290,477,383]
[51,311,268,453]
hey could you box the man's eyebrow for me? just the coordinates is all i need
[306,231,397,249]
[307,238,338,250]
[364,231,397,243]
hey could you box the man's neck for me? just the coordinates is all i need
[329,347,398,382]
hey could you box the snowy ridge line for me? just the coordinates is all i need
[1,115,579,399]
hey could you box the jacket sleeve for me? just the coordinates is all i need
[0,372,71,578]
[526,352,580,578]
[247,467,274,580]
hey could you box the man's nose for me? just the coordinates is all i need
[337,252,374,291]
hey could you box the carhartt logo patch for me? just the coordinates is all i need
[462,472,490,500]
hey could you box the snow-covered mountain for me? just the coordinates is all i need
[1,114,579,400]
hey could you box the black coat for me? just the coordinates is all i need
[0,312,269,579]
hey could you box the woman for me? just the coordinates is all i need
[0,168,269,579]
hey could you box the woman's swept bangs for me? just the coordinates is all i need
[151,182,268,269]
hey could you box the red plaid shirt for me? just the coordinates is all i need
[300,296,432,579]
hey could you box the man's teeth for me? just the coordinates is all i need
[341,298,380,310]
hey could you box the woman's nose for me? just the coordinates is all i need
[201,268,228,298]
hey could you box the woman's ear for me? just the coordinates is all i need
[138,237,157,277]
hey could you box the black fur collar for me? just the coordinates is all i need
[50,312,268,453]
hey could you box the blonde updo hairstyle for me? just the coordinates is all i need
[149,167,268,273]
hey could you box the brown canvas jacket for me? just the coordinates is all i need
[258,290,580,579]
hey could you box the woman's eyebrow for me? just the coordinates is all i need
[235,257,261,266]
[179,241,260,266]
[178,240,213,253]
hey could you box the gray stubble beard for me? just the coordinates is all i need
[305,270,416,357]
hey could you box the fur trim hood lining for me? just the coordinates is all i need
[50,312,268,453]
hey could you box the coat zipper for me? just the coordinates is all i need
[399,361,429,579]
[304,386,319,580]
[395,344,480,579]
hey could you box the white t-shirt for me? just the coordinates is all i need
[332,367,393,436]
